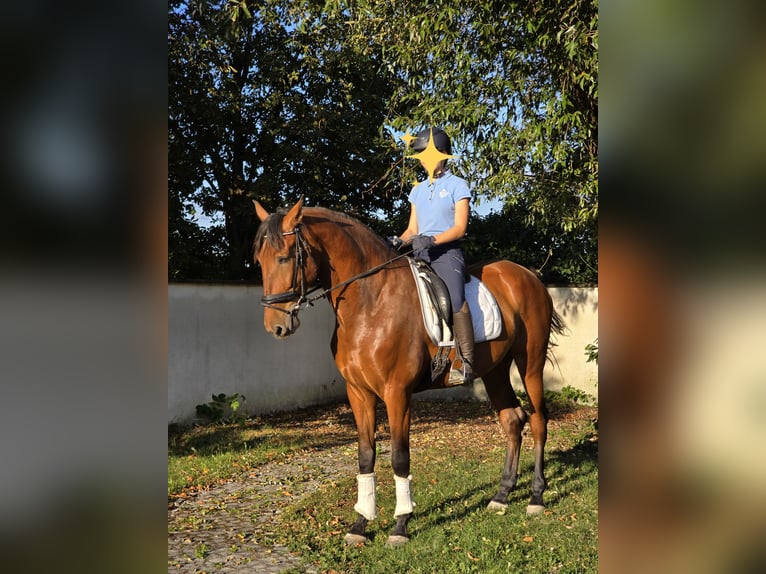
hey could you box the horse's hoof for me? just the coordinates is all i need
[526,504,545,515]
[385,534,410,547]
[344,533,369,546]
[487,500,507,513]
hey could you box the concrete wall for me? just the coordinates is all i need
[169,284,598,423]
[168,283,344,423]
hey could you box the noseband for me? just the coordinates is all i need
[260,225,320,316]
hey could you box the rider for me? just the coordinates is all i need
[394,127,475,385]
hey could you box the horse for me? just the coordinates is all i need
[253,197,565,546]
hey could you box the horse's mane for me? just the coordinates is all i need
[305,207,393,260]
[254,206,391,257]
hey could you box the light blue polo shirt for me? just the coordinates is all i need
[408,171,471,236]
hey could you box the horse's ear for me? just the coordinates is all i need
[282,196,304,231]
[253,200,270,222]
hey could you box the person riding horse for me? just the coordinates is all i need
[254,197,564,546]
[393,127,475,385]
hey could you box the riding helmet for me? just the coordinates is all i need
[412,127,451,154]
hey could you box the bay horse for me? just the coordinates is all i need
[253,197,565,546]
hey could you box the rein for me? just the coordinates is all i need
[260,225,411,317]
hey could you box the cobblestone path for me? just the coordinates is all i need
[168,441,358,573]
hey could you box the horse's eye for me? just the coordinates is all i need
[278,256,291,264]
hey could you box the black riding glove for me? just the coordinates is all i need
[411,234,436,262]
[387,235,404,251]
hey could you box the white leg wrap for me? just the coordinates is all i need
[353,473,377,521]
[394,474,415,517]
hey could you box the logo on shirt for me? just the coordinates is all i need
[438,188,449,199]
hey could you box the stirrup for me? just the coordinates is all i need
[447,359,473,387]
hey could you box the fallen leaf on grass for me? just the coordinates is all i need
[523,536,534,542]
[467,551,480,562]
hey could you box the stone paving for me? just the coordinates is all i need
[168,442,357,573]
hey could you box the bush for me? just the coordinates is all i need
[195,393,247,424]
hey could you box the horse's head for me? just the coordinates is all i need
[253,197,319,339]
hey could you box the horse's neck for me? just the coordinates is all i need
[307,216,387,303]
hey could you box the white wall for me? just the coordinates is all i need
[168,283,344,423]
[168,284,598,423]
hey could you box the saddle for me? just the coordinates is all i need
[408,258,502,382]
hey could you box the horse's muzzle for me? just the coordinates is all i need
[267,314,300,339]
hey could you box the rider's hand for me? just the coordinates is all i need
[387,236,404,251]
[411,234,435,262]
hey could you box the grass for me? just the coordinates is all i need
[284,477,596,573]
[168,395,598,573]
[168,423,301,496]
[278,404,598,573]
[168,404,358,498]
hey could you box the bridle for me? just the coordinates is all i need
[259,225,321,317]
[260,224,411,320]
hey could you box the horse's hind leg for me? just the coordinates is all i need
[514,344,549,514]
[482,358,528,511]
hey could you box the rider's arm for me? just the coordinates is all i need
[433,198,469,245]
[399,205,419,242]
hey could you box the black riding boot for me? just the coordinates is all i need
[449,302,475,386]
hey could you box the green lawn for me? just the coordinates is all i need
[168,396,598,573]
[168,403,358,498]
[277,407,597,573]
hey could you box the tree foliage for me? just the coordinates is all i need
[169,0,597,283]
[169,0,403,279]
[338,0,598,243]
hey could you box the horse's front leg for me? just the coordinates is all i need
[345,384,378,545]
[384,390,414,547]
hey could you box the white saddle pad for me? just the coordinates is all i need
[409,260,502,346]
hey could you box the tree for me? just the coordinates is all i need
[169,0,598,284]
[339,0,597,265]
[169,0,404,279]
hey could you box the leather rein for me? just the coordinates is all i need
[260,225,411,318]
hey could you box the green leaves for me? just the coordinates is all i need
[169,0,597,283]
[226,0,252,23]
[584,339,598,364]
[195,392,247,423]
[170,0,403,280]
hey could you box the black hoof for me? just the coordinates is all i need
[345,514,368,545]
[387,513,410,546]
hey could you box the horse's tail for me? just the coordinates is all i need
[546,307,567,365]
[550,307,566,338]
